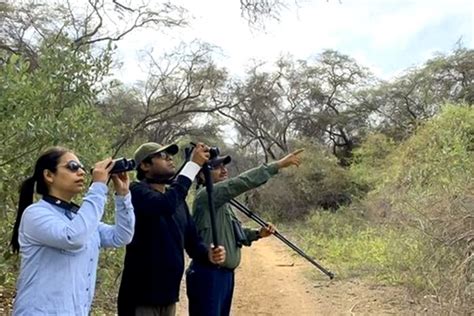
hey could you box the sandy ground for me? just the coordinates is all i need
[176,237,428,316]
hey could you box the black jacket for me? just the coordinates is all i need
[117,176,209,315]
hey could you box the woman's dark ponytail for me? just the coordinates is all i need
[11,177,36,253]
[10,146,69,253]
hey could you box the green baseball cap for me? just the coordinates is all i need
[133,142,179,167]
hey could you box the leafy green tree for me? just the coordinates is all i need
[0,1,189,308]
[0,46,117,305]
[364,47,474,140]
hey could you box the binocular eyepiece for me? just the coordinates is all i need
[109,157,136,174]
[189,142,220,160]
[208,147,220,160]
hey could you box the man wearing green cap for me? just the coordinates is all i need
[117,142,226,316]
[186,149,304,316]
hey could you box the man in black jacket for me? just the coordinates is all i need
[117,142,225,316]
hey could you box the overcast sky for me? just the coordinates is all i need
[114,0,473,83]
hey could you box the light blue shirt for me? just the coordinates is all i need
[13,182,135,316]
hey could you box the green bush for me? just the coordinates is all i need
[354,105,473,310]
[249,142,354,221]
[386,104,473,195]
[350,133,396,192]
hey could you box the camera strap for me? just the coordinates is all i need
[42,195,80,214]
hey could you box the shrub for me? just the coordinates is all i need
[367,105,474,310]
[249,142,354,221]
[350,133,396,192]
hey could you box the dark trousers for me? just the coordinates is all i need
[186,261,234,316]
[135,304,176,316]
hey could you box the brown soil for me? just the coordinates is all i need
[177,237,430,315]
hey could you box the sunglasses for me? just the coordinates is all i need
[153,151,173,160]
[61,160,86,173]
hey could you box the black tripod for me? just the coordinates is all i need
[229,199,334,279]
[201,162,219,246]
[185,143,219,247]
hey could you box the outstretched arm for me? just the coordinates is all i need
[201,148,305,209]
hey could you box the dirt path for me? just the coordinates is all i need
[177,237,424,315]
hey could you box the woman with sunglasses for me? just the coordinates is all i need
[10,146,135,315]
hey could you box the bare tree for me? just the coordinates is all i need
[0,0,187,68]
[219,51,375,164]
[217,64,296,161]
[101,41,233,154]
[239,0,288,26]
[239,0,337,28]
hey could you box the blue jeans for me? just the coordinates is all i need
[186,261,234,316]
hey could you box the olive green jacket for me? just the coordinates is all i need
[192,163,279,269]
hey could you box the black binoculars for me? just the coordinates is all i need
[208,146,220,159]
[189,142,220,159]
[109,157,136,174]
